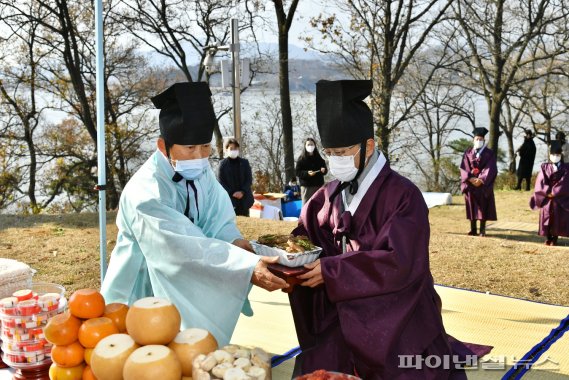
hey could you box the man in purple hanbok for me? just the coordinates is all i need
[288,80,491,379]
[530,141,569,246]
[460,128,497,237]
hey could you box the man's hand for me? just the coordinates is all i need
[232,238,254,253]
[469,178,483,187]
[232,191,244,199]
[298,259,324,288]
[251,256,289,291]
[320,167,326,173]
[547,193,554,199]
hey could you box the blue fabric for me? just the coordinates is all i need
[101,150,260,345]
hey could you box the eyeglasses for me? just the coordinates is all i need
[321,144,360,157]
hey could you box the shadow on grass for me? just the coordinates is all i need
[0,212,117,232]
[448,230,568,247]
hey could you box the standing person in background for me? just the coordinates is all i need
[218,138,254,217]
[530,141,569,246]
[460,127,498,237]
[295,137,328,204]
[515,129,537,191]
[556,131,569,160]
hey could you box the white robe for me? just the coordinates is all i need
[101,150,260,345]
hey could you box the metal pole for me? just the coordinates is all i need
[95,0,107,282]
[230,19,241,142]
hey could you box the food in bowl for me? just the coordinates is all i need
[295,370,361,380]
[257,234,316,253]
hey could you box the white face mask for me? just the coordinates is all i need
[473,140,484,149]
[174,158,210,180]
[305,144,315,153]
[328,149,360,182]
[550,154,562,164]
[227,149,239,159]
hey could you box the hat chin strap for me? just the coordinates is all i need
[329,140,367,203]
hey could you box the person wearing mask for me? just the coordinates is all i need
[218,138,255,217]
[530,141,569,246]
[283,179,301,202]
[101,82,287,346]
[556,131,569,160]
[515,129,536,191]
[288,80,491,378]
[295,138,328,204]
[460,127,498,237]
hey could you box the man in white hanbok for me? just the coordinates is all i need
[101,82,287,345]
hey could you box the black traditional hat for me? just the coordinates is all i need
[550,140,563,155]
[473,127,489,137]
[316,80,373,148]
[151,82,216,145]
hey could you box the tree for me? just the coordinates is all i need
[451,0,569,152]
[399,62,476,191]
[272,0,300,182]
[113,0,263,157]
[306,0,454,156]
[0,2,59,212]
[0,0,161,210]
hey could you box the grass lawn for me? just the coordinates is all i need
[1,190,567,305]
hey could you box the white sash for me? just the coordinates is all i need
[341,151,387,215]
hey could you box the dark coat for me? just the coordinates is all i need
[517,138,536,178]
[460,147,498,221]
[295,154,327,187]
[217,157,254,213]
[289,164,491,378]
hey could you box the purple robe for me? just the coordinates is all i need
[289,163,492,379]
[460,147,497,221]
[530,162,569,237]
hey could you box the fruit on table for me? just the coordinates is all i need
[104,303,129,333]
[83,348,93,366]
[51,341,85,368]
[82,366,97,380]
[48,362,85,380]
[125,297,181,345]
[123,345,182,380]
[168,328,218,376]
[91,333,139,380]
[68,289,105,319]
[78,317,119,348]
[45,311,82,346]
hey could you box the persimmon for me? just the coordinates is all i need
[51,342,85,368]
[82,366,97,380]
[78,317,119,348]
[103,303,129,333]
[49,363,85,380]
[84,348,93,366]
[68,289,106,319]
[45,312,82,346]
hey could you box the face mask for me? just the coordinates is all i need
[305,145,315,153]
[174,158,210,180]
[550,155,562,164]
[227,149,239,159]
[328,149,360,182]
[473,140,484,149]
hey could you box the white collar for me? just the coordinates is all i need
[475,144,486,158]
[341,151,386,215]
